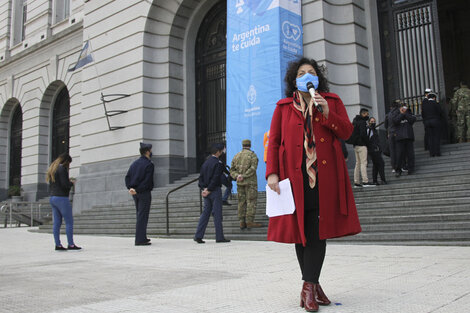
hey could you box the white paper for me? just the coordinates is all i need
[265,178,296,217]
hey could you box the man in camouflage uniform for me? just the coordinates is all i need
[231,139,261,229]
[453,81,470,143]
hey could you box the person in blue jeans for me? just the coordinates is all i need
[194,143,230,244]
[46,153,81,251]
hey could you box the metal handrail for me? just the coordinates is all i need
[1,201,48,227]
[165,177,202,236]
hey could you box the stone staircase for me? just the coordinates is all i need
[37,143,470,246]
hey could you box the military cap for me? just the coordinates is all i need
[424,88,432,93]
[212,143,225,151]
[242,139,251,146]
[140,142,152,150]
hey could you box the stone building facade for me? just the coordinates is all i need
[3,0,465,213]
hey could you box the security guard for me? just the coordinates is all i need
[231,139,261,229]
[125,142,155,246]
[194,143,230,243]
[422,93,443,157]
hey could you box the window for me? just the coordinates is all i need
[12,0,27,46]
[54,0,70,24]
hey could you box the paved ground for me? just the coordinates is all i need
[1,228,469,313]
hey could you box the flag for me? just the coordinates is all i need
[68,40,94,72]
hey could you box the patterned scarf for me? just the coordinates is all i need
[293,91,318,189]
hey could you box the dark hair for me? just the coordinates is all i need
[428,93,437,100]
[59,153,72,164]
[360,108,369,114]
[284,57,329,97]
[210,143,224,155]
[139,147,151,155]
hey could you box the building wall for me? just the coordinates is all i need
[0,0,385,213]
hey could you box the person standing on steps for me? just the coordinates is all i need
[367,117,387,185]
[125,142,155,246]
[266,57,362,313]
[351,108,375,187]
[194,143,230,244]
[392,103,416,177]
[231,139,262,229]
[46,153,81,251]
[422,93,443,157]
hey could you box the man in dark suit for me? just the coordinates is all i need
[125,142,155,246]
[194,143,230,244]
[422,93,443,157]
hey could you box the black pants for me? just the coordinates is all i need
[369,151,386,183]
[295,169,326,283]
[133,191,151,244]
[396,139,415,172]
[425,120,441,156]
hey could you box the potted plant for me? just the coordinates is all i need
[8,185,22,202]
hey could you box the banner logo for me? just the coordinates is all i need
[247,85,257,105]
[282,21,301,40]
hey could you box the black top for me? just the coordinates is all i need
[421,99,443,122]
[198,155,223,191]
[392,109,416,141]
[351,115,369,146]
[125,156,155,193]
[367,127,382,153]
[49,164,73,197]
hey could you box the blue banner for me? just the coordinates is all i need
[226,0,303,191]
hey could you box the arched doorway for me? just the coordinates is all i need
[9,105,22,187]
[51,87,70,161]
[195,0,226,167]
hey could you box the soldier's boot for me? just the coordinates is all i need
[246,221,262,228]
[240,220,247,229]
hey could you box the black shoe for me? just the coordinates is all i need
[135,242,151,246]
[67,245,82,250]
[193,238,205,244]
[216,238,231,243]
[222,200,231,206]
[354,183,363,188]
[145,238,151,243]
[55,245,67,251]
[363,182,376,187]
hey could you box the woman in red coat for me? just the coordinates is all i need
[266,58,361,312]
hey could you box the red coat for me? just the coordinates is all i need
[266,93,361,245]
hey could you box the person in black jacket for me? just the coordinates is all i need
[46,153,81,251]
[367,117,387,185]
[351,108,374,187]
[125,142,155,246]
[392,104,417,176]
[194,143,230,244]
[422,93,443,157]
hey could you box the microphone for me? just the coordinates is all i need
[307,82,323,113]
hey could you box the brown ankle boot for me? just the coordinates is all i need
[313,283,331,305]
[300,282,319,312]
[246,221,262,228]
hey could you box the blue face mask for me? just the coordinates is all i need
[296,73,319,92]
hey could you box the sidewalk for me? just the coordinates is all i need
[0,228,469,313]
